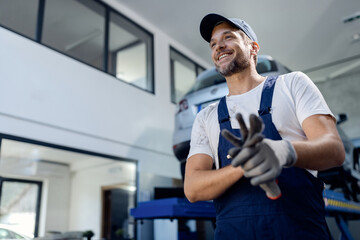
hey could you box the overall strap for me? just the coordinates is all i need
[218,96,231,131]
[258,76,282,140]
[217,96,239,168]
[258,75,278,116]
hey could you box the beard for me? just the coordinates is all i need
[216,54,250,77]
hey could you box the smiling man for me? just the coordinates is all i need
[184,13,345,239]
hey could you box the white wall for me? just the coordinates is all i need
[0,26,173,177]
[42,169,71,234]
[0,0,209,181]
[0,1,212,236]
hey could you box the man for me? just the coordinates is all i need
[184,13,345,239]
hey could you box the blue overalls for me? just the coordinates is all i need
[214,76,330,239]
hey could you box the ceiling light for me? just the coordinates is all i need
[343,11,360,23]
[351,33,360,42]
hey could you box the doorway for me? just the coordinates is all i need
[102,185,136,240]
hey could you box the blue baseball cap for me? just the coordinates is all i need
[200,13,258,43]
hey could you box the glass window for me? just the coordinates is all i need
[0,178,41,238]
[42,0,105,70]
[170,48,205,103]
[108,11,154,92]
[187,70,225,95]
[256,58,278,74]
[0,229,11,239]
[0,0,39,40]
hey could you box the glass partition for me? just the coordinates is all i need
[108,11,154,92]
[170,48,205,103]
[0,0,39,40]
[42,0,106,70]
[0,178,41,238]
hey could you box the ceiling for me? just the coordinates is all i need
[117,0,360,80]
[0,139,136,179]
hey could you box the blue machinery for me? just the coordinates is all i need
[131,197,215,220]
[131,189,360,239]
[323,189,360,240]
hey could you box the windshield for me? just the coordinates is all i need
[186,58,279,95]
[186,71,225,95]
[257,58,278,74]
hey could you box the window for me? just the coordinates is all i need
[108,11,154,92]
[42,0,106,70]
[0,0,39,40]
[0,229,11,239]
[0,0,155,93]
[0,178,42,238]
[170,48,205,103]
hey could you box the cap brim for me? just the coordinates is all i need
[200,13,235,42]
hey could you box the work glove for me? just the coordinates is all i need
[222,113,296,199]
[221,113,264,152]
[230,136,297,186]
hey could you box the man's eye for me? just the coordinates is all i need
[210,43,216,48]
[225,35,232,39]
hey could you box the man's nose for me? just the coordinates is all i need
[216,40,226,51]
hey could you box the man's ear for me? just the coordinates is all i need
[251,41,260,55]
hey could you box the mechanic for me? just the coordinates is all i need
[184,13,345,239]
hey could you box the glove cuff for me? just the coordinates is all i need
[283,140,297,167]
[263,139,297,167]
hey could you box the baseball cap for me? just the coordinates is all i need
[200,13,258,43]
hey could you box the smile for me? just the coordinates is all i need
[218,53,231,61]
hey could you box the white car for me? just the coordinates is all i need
[0,224,31,240]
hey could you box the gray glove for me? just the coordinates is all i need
[221,113,282,199]
[221,113,264,150]
[242,138,297,186]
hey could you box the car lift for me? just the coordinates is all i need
[131,189,360,240]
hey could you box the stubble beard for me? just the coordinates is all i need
[216,55,250,77]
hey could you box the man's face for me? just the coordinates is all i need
[209,22,252,77]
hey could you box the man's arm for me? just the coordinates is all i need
[292,114,345,170]
[184,153,244,203]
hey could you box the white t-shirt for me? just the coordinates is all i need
[188,71,334,170]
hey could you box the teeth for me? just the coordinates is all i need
[219,54,229,60]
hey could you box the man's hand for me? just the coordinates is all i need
[222,113,297,185]
[221,113,283,199]
[243,138,297,186]
[221,113,264,157]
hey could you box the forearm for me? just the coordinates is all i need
[290,114,346,171]
[292,133,345,170]
[184,161,244,202]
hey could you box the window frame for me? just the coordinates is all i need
[108,9,155,93]
[170,46,206,103]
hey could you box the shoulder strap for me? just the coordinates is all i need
[258,76,279,116]
[218,96,229,124]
